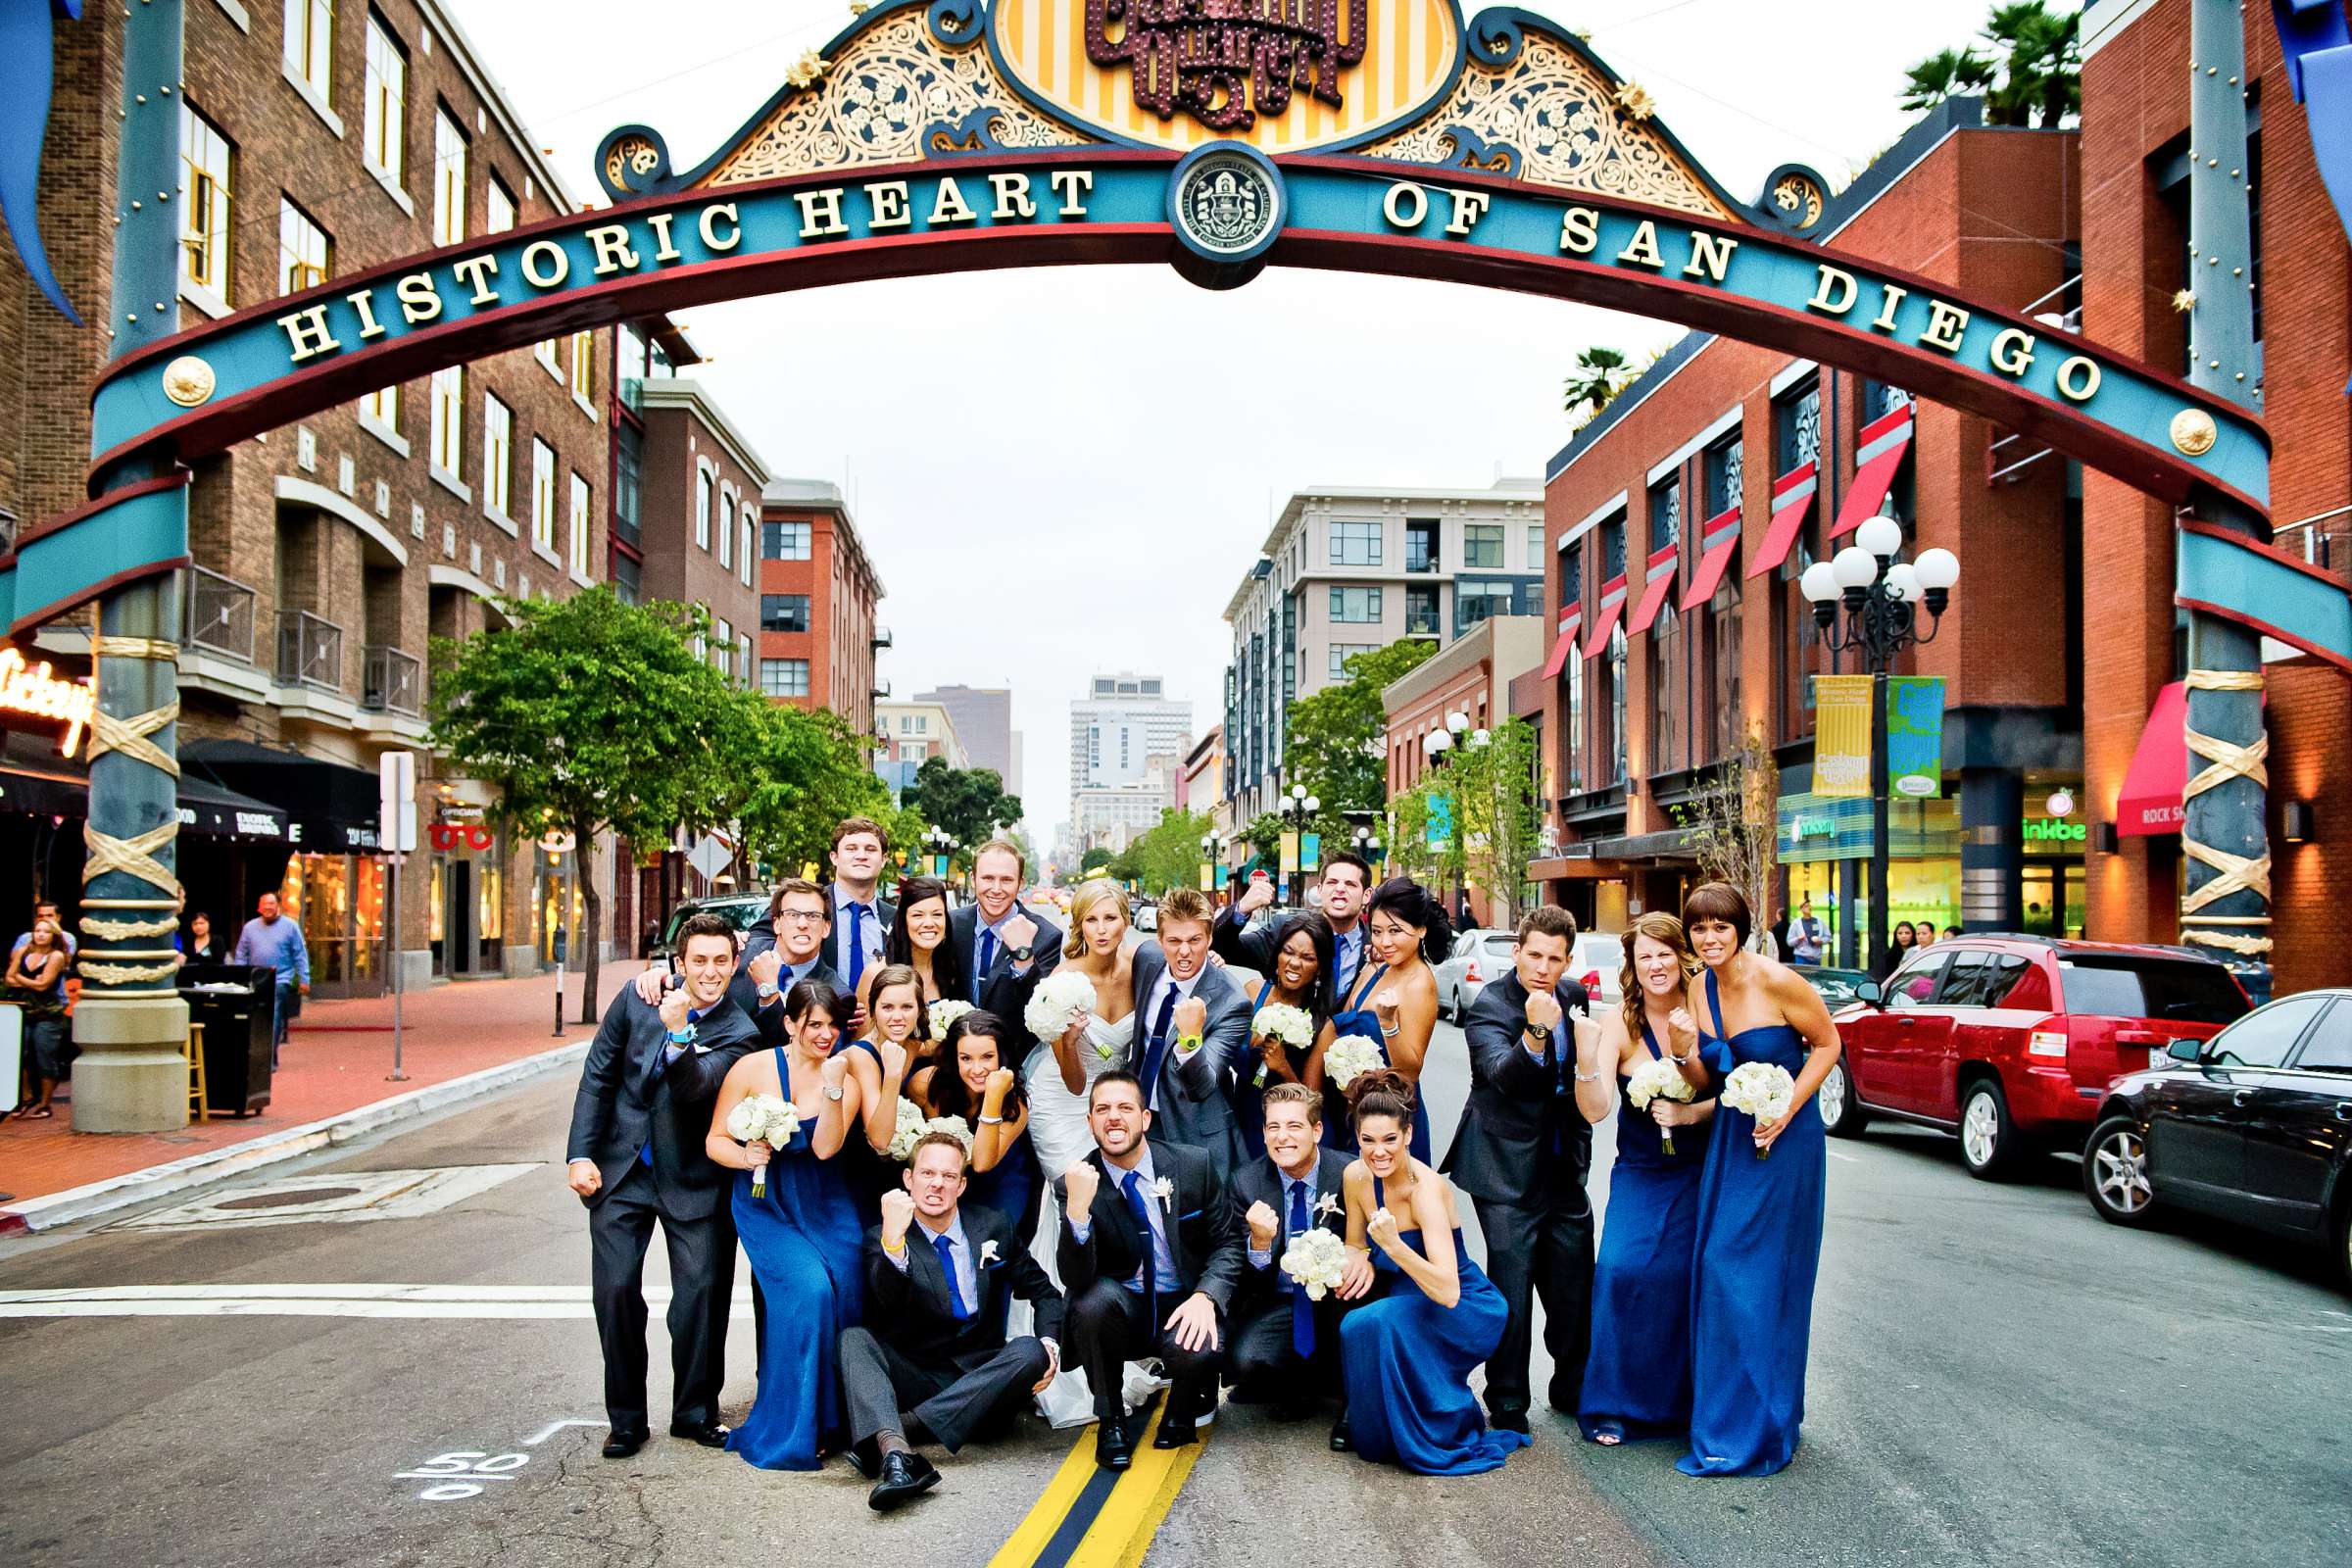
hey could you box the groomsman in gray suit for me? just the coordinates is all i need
[946,837,1062,1021]
[1128,888,1251,1172]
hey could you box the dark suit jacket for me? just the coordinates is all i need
[1443,972,1593,1214]
[947,900,1063,1021]
[705,936,841,1051]
[862,1203,1064,1370]
[1208,906,1280,971]
[1055,1140,1243,1313]
[1129,945,1251,1169]
[1230,1148,1352,1320]
[820,883,897,979]
[565,986,760,1220]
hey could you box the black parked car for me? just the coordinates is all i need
[2082,987,2352,1289]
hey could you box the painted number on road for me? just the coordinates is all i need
[396,1449,529,1501]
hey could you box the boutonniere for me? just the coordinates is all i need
[979,1239,1001,1266]
[1313,1193,1341,1221]
[1152,1176,1174,1206]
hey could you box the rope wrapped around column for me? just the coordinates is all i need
[79,912,182,940]
[2180,666,2273,956]
[82,633,189,980]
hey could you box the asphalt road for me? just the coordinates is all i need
[1,1013,2345,1568]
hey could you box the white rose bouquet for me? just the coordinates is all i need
[1626,1055,1698,1155]
[923,1113,974,1154]
[1024,970,1100,1051]
[924,999,975,1044]
[885,1096,930,1161]
[1279,1226,1349,1300]
[1324,1034,1385,1092]
[1252,1004,1314,1052]
[724,1093,802,1197]
[1720,1061,1797,1157]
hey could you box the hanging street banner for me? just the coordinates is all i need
[1813,676,1875,799]
[1887,676,1946,799]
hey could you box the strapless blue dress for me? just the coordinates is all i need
[1326,965,1432,1163]
[1235,980,1319,1164]
[1340,1172,1529,1476]
[1678,969,1826,1477]
[828,1036,894,1224]
[1578,1016,1709,1443]
[726,1049,863,1471]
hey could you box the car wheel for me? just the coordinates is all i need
[1957,1078,2020,1180]
[1818,1059,1869,1139]
[2082,1115,2160,1227]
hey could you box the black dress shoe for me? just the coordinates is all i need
[668,1421,730,1448]
[1152,1404,1200,1449]
[601,1430,648,1459]
[844,1440,881,1482]
[1095,1422,1134,1472]
[868,1450,941,1513]
[1328,1412,1353,1452]
[1490,1410,1531,1436]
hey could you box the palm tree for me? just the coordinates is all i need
[1904,3,2079,127]
[1562,346,1633,425]
[1899,45,1995,116]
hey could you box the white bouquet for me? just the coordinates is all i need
[924,1113,974,1154]
[1324,1034,1385,1092]
[1279,1226,1349,1300]
[1721,1061,1797,1158]
[1252,1004,1314,1051]
[724,1093,802,1197]
[924,999,974,1044]
[1626,1055,1697,1156]
[885,1096,929,1161]
[1024,970,1099,1049]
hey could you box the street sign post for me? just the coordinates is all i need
[378,753,417,1082]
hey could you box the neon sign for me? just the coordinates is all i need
[0,646,96,758]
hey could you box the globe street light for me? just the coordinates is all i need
[1281,785,1320,906]
[1802,502,1960,974]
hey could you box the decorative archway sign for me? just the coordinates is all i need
[6,0,2342,1125]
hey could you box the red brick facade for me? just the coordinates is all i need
[757,482,883,739]
[634,381,763,677]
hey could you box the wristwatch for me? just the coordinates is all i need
[756,980,780,1002]
[1006,944,1035,962]
[824,1084,846,1102]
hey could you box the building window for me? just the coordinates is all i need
[1606,624,1629,785]
[283,0,334,102]
[711,616,733,679]
[178,106,234,299]
[1710,579,1741,759]
[1563,650,1585,796]
[363,13,406,184]
[1650,602,1682,775]
[612,552,641,605]
[1463,524,1504,568]
[1560,542,1583,615]
[1404,518,1440,573]
[1331,519,1382,566]
[761,594,810,634]
[276,198,330,295]
[1330,586,1383,623]
[613,422,641,549]
[1774,376,1821,475]
[1329,643,1376,682]
[482,394,512,515]
[761,658,810,698]
[1650,475,1681,550]
[360,384,397,433]
[486,176,515,234]
[535,338,559,376]
[1455,580,1519,636]
[1527,523,1544,568]
[428,364,463,474]
[694,469,713,549]
[1601,512,1627,582]
[762,520,811,560]
[530,439,556,551]
[1404,584,1440,636]
[739,519,754,586]
[568,328,594,403]
[432,107,467,246]
[717,491,734,568]
[568,472,592,577]
[1704,434,1743,516]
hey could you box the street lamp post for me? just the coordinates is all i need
[1351,824,1384,874]
[1280,782,1320,905]
[1199,830,1231,898]
[1801,509,1960,975]
[1424,710,1478,923]
[924,825,958,881]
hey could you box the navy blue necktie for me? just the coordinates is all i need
[976,927,999,1000]
[931,1229,970,1321]
[847,904,867,993]
[1121,1169,1159,1324]
[1288,1178,1316,1358]
[1138,984,1179,1109]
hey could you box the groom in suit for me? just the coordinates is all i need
[1129,888,1251,1172]
[1444,905,1595,1435]
[822,814,898,999]
[841,1132,1064,1512]
[946,837,1060,1021]
[567,913,761,1458]
[1227,1083,1371,1446]
[1058,1070,1244,1471]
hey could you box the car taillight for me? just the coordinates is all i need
[1582,970,1602,1001]
[1465,960,1482,982]
[2027,1029,2068,1058]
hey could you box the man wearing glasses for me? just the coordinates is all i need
[635,879,841,1047]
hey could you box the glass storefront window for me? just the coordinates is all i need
[480,855,504,969]
[428,858,446,974]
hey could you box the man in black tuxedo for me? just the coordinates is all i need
[1443,905,1596,1435]
[1129,888,1251,1171]
[1211,852,1375,999]
[822,814,898,998]
[1057,1070,1244,1471]
[841,1132,1064,1512]
[946,838,1060,1021]
[1227,1083,1370,1446]
[566,913,761,1458]
[634,878,841,1048]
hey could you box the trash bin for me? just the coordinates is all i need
[177,963,274,1116]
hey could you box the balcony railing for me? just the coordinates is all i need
[871,624,894,649]
[362,644,423,715]
[275,609,344,693]
[872,678,893,700]
[185,564,257,663]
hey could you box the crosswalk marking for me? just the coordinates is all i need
[0,1283,750,1319]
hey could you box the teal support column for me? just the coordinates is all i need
[74,0,192,1131]
[2178,0,2273,1002]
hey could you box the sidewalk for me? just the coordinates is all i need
[0,964,634,1219]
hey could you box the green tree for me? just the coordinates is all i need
[1902,2,2077,126]
[1119,808,1216,897]
[908,757,1024,862]
[1283,637,1437,819]
[1453,718,1542,926]
[1561,344,1636,427]
[732,700,902,884]
[428,587,741,1022]
[1079,847,1114,879]
[1898,45,1994,115]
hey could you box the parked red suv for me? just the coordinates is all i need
[1819,937,2251,1179]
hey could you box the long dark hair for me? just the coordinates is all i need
[1348,1066,1417,1134]
[922,1009,1029,1125]
[886,876,966,1001]
[1263,911,1339,1028]
[1365,877,1452,965]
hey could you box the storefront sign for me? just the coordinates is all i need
[2023,814,2087,843]
[430,822,496,853]
[1886,676,1944,798]
[0,646,95,758]
[1813,675,1874,798]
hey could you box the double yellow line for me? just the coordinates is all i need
[987,1400,1206,1568]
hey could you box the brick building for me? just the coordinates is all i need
[1533,102,2082,955]
[758,478,885,740]
[2078,0,2351,995]
[0,0,616,992]
[634,377,764,681]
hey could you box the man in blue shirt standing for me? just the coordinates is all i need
[231,892,310,1066]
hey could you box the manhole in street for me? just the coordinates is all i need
[215,1186,367,1210]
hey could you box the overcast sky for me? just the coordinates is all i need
[443,0,2037,840]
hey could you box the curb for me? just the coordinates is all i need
[0,1035,594,1237]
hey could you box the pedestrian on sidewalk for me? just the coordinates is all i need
[11,898,77,963]
[1787,899,1826,966]
[6,915,72,1118]
[182,909,221,963]
[231,892,310,1067]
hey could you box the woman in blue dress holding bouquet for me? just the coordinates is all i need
[1237,910,1340,1162]
[1676,883,1842,1477]
[1327,879,1447,1162]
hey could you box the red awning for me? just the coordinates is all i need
[1829,404,1916,540]
[1541,614,1581,678]
[1624,545,1681,636]
[2116,680,2186,837]
[1682,504,1742,610]
[1582,578,1628,658]
[1747,464,1815,580]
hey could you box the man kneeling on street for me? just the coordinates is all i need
[842,1131,1064,1511]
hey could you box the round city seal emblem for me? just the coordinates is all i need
[1165,144,1287,288]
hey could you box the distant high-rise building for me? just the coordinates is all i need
[1069,672,1192,801]
[915,684,1017,794]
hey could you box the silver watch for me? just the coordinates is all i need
[823,1084,846,1102]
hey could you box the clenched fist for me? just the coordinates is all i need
[1235,878,1275,916]
[1667,1006,1700,1055]
[566,1158,603,1198]
[879,1188,915,1246]
[1366,1205,1400,1251]
[1003,912,1040,956]
[1524,988,1563,1034]
[1061,1160,1100,1223]
[821,1052,851,1091]
[985,1066,1017,1099]
[877,1038,908,1082]
[746,948,783,990]
[658,988,692,1035]
[1246,1200,1280,1250]
[1172,996,1207,1040]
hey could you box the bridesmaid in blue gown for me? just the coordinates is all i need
[1337,1070,1529,1477]
[1578,912,1715,1445]
[831,963,922,1222]
[704,979,865,1471]
[911,1009,1034,1235]
[1675,882,1842,1477]
[1329,878,1450,1163]
[1237,911,1340,1163]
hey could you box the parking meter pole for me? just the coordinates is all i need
[388,856,407,1081]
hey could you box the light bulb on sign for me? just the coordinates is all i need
[2045,790,2076,819]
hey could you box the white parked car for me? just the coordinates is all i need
[1570,931,1625,1011]
[1438,927,1626,1019]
